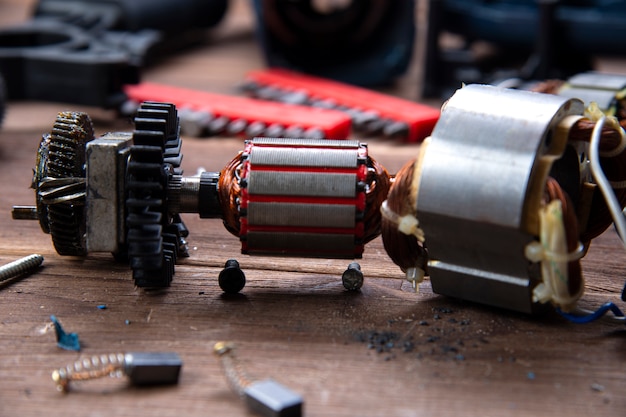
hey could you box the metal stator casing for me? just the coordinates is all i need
[416,85,585,313]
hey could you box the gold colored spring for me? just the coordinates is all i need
[213,341,254,397]
[51,353,126,393]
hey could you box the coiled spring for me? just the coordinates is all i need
[52,353,126,393]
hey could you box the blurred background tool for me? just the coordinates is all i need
[123,82,352,139]
[423,0,626,98]
[0,0,228,110]
[242,68,440,142]
[251,0,416,86]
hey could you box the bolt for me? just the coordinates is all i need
[245,121,266,138]
[342,262,363,291]
[218,259,246,294]
[226,119,248,136]
[208,115,230,135]
[0,254,44,284]
[11,206,39,220]
[263,123,285,138]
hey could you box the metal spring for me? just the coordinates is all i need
[213,342,254,398]
[52,353,126,393]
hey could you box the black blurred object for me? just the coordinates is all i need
[423,0,626,98]
[0,73,5,125]
[0,0,228,110]
[251,0,415,86]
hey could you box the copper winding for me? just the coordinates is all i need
[217,151,391,244]
[218,151,244,237]
[530,79,565,95]
[544,177,583,298]
[529,81,626,242]
[568,119,626,242]
[363,155,391,244]
[380,158,427,274]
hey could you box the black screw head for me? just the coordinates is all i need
[219,259,246,294]
[342,262,363,291]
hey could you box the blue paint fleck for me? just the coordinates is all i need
[527,372,536,380]
[97,305,107,310]
[50,315,80,351]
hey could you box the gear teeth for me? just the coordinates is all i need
[171,214,190,257]
[37,111,94,256]
[133,265,172,288]
[127,224,163,267]
[125,102,183,288]
[48,205,87,256]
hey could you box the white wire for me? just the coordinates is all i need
[588,116,626,250]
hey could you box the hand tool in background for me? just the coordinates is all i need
[12,102,391,290]
[241,68,440,142]
[251,0,416,87]
[422,0,626,98]
[0,0,228,111]
[530,72,626,122]
[123,82,352,139]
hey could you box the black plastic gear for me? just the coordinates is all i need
[125,102,187,288]
[33,111,94,256]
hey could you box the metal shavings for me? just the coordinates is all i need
[355,305,479,362]
[591,382,605,392]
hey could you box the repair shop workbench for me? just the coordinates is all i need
[1,1,625,416]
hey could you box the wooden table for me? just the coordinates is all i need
[1,1,625,416]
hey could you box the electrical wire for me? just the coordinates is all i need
[557,302,625,324]
[553,116,626,324]
[588,116,626,248]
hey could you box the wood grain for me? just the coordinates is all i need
[1,1,625,416]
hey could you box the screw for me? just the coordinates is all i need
[218,259,246,294]
[342,262,364,291]
[0,254,44,284]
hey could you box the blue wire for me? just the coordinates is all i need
[557,302,626,324]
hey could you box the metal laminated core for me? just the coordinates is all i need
[416,84,584,313]
[246,171,358,197]
[239,138,367,257]
[247,147,359,168]
[559,72,626,111]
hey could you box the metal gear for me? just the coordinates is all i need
[126,102,187,288]
[33,111,94,256]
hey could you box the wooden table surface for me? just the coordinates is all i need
[1,1,625,416]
